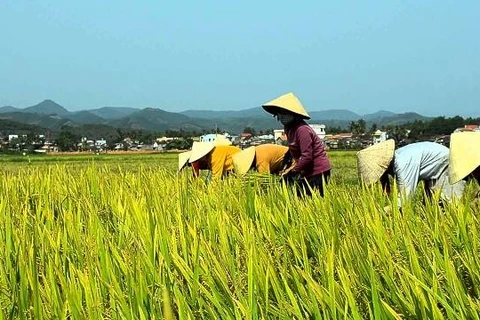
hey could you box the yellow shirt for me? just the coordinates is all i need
[207,145,241,179]
[255,144,288,174]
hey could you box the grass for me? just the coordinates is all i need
[0,150,479,319]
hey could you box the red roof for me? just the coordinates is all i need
[326,133,353,139]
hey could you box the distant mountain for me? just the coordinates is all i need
[0,112,72,130]
[314,119,353,129]
[66,111,107,125]
[23,99,70,116]
[182,108,364,122]
[309,110,429,128]
[60,123,124,140]
[377,112,431,125]
[0,99,434,135]
[108,108,206,132]
[363,110,397,121]
[108,108,280,133]
[0,118,48,134]
[0,106,19,113]
[88,107,140,120]
[213,116,279,133]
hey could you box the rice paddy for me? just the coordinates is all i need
[0,151,479,319]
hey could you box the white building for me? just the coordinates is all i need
[95,139,107,147]
[309,124,326,140]
[273,129,284,141]
[373,130,388,144]
[156,136,176,143]
[274,124,326,141]
[200,133,232,143]
[257,134,274,140]
[201,134,218,142]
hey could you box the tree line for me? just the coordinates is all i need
[1,115,479,152]
[334,116,479,139]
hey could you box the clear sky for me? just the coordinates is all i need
[1,1,479,117]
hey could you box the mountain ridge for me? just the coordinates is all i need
[0,99,433,134]
[22,99,70,116]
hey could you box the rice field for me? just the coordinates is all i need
[1,151,479,319]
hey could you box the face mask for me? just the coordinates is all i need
[277,113,295,125]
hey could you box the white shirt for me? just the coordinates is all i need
[394,141,465,202]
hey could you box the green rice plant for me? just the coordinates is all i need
[0,151,479,319]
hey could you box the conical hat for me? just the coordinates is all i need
[449,132,480,183]
[214,135,232,146]
[178,151,192,171]
[188,142,215,163]
[262,92,310,119]
[357,139,395,185]
[232,146,256,175]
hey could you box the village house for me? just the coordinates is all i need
[152,142,163,151]
[372,130,388,144]
[35,141,58,153]
[8,134,20,141]
[156,136,176,143]
[273,123,326,144]
[273,129,284,141]
[324,133,354,149]
[200,133,233,143]
[309,124,326,140]
[274,131,288,146]
[96,139,107,149]
[454,124,480,132]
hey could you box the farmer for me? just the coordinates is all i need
[357,139,465,206]
[262,92,331,197]
[178,150,192,171]
[232,144,290,175]
[178,139,241,181]
[449,132,480,204]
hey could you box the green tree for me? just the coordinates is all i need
[349,119,366,135]
[328,126,343,134]
[165,138,193,150]
[243,127,256,135]
[357,119,366,134]
[56,131,79,151]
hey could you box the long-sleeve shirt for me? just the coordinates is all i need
[394,141,464,201]
[284,120,331,178]
[255,144,288,174]
[194,145,240,179]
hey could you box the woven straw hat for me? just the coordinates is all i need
[214,135,232,146]
[357,139,395,185]
[449,132,480,183]
[178,151,192,171]
[262,92,311,119]
[188,142,215,163]
[232,146,256,175]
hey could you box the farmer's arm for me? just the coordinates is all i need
[210,147,227,179]
[191,161,201,178]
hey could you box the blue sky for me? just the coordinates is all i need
[1,1,479,117]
